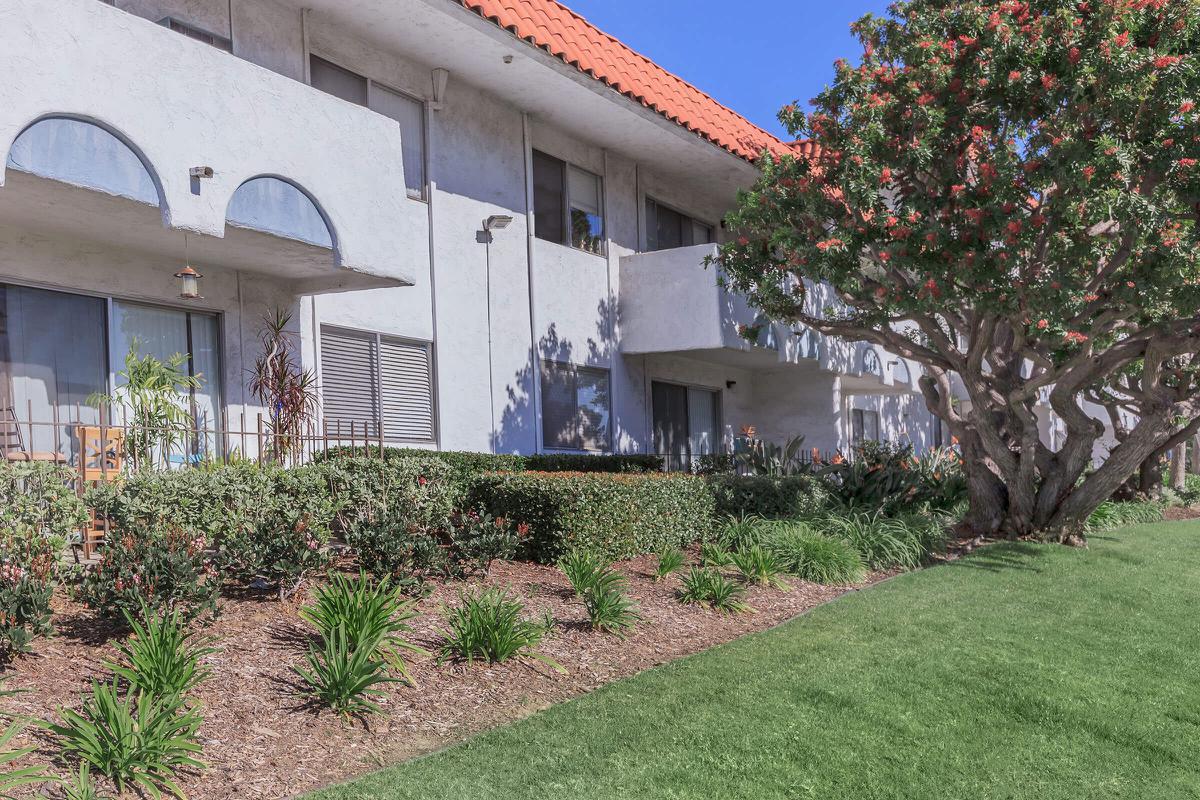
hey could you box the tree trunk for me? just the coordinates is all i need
[1171,443,1188,490]
[1191,435,1200,475]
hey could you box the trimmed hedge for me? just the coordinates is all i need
[468,471,714,563]
[0,461,88,539]
[315,447,663,483]
[706,474,828,518]
[525,453,663,473]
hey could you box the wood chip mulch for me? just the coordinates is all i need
[4,551,892,800]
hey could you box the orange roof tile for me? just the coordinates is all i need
[456,0,793,163]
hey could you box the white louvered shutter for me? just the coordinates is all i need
[379,338,435,442]
[320,328,379,438]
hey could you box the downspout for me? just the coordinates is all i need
[425,94,442,449]
[521,112,541,453]
[602,149,616,453]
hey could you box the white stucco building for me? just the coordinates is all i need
[0,0,940,466]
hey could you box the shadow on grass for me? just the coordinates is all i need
[947,542,1047,573]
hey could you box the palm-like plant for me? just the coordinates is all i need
[104,606,217,700]
[294,625,399,718]
[249,309,319,465]
[0,679,56,799]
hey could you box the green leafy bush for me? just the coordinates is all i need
[447,509,523,576]
[46,679,204,799]
[706,474,827,518]
[728,545,789,590]
[815,511,948,570]
[294,625,399,718]
[582,568,641,635]
[469,471,715,563]
[1087,500,1165,532]
[524,453,663,473]
[677,568,751,614]
[104,606,217,700]
[0,525,62,656]
[818,443,967,515]
[438,588,561,671]
[315,447,524,500]
[653,548,685,581]
[0,460,88,539]
[75,525,221,624]
[300,572,427,685]
[762,523,866,584]
[86,463,337,597]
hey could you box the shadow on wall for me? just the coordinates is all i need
[491,297,619,454]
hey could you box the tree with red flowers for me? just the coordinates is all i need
[719,0,1200,542]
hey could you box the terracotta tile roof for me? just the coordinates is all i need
[455,0,793,163]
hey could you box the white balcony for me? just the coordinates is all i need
[619,245,920,393]
[0,0,425,292]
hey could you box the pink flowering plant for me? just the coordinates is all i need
[0,526,62,656]
[719,0,1200,541]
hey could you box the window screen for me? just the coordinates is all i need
[371,84,426,199]
[532,150,566,246]
[540,361,610,451]
[310,55,368,107]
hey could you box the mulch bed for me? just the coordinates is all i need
[4,551,893,799]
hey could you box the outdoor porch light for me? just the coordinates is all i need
[484,214,513,231]
[175,265,203,299]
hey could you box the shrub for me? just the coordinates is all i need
[294,625,399,718]
[728,545,789,590]
[582,569,641,636]
[75,525,221,624]
[46,679,204,799]
[315,447,525,499]
[1087,500,1165,532]
[447,509,523,576]
[818,443,967,515]
[524,453,663,473]
[0,679,55,797]
[86,463,337,598]
[0,525,62,656]
[470,471,715,563]
[762,523,866,584]
[716,513,766,550]
[815,511,948,570]
[0,460,88,539]
[653,548,685,581]
[437,588,562,672]
[104,606,217,700]
[300,572,427,685]
[706,474,827,518]
[558,549,609,597]
[677,568,751,614]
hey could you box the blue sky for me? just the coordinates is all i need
[559,0,891,138]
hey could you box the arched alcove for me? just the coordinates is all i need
[6,116,162,206]
[226,176,334,249]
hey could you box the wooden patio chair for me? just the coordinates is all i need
[1,407,67,464]
[75,425,125,561]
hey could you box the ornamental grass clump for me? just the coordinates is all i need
[104,605,217,700]
[558,549,609,597]
[438,588,562,672]
[581,566,641,636]
[728,545,790,590]
[653,547,686,581]
[677,568,751,614]
[294,625,400,719]
[816,511,947,570]
[762,523,867,585]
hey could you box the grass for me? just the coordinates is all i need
[305,520,1200,800]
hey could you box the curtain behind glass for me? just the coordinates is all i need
[1,285,106,458]
[687,388,718,456]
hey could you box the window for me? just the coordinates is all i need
[645,197,713,252]
[159,17,232,52]
[532,150,605,255]
[540,361,610,451]
[851,409,880,445]
[0,284,223,461]
[309,56,427,199]
[651,381,721,469]
[320,327,435,442]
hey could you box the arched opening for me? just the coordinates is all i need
[225,176,334,250]
[5,116,163,207]
[892,358,912,386]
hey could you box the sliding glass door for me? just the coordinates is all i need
[652,381,722,470]
[0,283,222,463]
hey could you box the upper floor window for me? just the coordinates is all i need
[645,197,714,251]
[532,151,605,256]
[159,17,232,52]
[309,55,426,200]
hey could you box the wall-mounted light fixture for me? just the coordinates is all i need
[189,166,214,179]
[485,214,513,231]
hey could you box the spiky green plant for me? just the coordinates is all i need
[764,525,867,585]
[816,511,947,570]
[717,513,765,550]
[294,624,400,718]
[300,572,428,685]
[728,545,789,590]
[0,686,56,800]
[438,588,563,672]
[45,679,204,800]
[62,764,108,800]
[653,548,685,582]
[677,568,752,614]
[581,567,640,635]
[699,542,732,568]
[104,605,217,700]
[558,550,608,597]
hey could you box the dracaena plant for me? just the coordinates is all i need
[249,308,319,466]
[718,0,1200,543]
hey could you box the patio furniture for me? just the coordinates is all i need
[1,407,67,464]
[75,425,125,560]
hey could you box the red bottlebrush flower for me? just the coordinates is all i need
[1180,158,1198,169]
[737,236,750,246]
[1030,214,1046,227]
[1126,281,1136,288]
[1083,165,1096,179]
[1068,46,1081,64]
[1181,101,1196,113]
[1009,70,1023,81]
[1037,319,1049,329]
[1063,331,1089,344]
[1007,220,1023,235]
[878,251,891,262]
[1154,56,1182,69]
[1041,74,1057,90]
[815,238,844,252]
[951,184,966,196]
[880,166,893,184]
[1083,293,1100,302]
[417,476,428,486]
[1163,138,1175,147]
[964,208,984,224]
[1114,31,1130,48]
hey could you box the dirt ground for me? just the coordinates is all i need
[4,551,891,799]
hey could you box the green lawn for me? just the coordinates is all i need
[307,521,1200,800]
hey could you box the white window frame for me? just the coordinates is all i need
[532,150,607,257]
